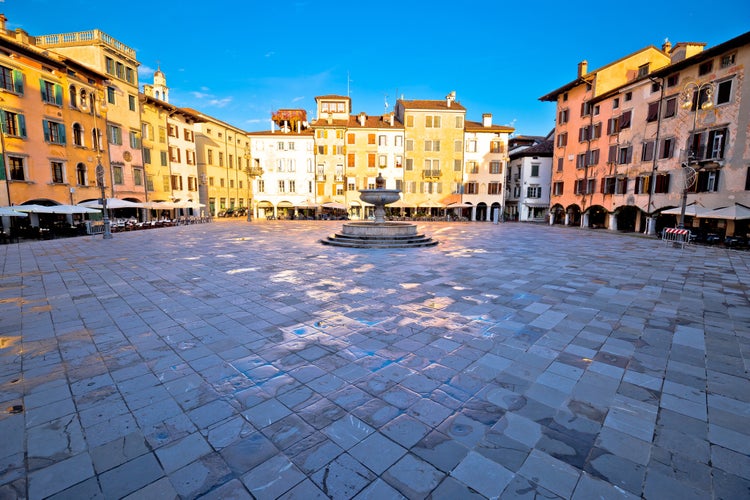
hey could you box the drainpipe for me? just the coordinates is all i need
[645,77,665,235]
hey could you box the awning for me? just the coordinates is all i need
[700,203,750,220]
[0,207,28,217]
[418,200,445,208]
[322,202,347,210]
[17,204,100,215]
[389,199,411,208]
[661,203,714,217]
[80,198,144,209]
[446,202,472,208]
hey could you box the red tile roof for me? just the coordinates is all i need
[398,99,466,111]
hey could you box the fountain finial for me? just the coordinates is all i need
[376,173,386,189]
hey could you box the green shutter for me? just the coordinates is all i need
[42,119,50,142]
[58,123,66,144]
[0,155,5,180]
[39,78,47,102]
[54,84,63,105]
[0,110,6,134]
[18,115,26,138]
[12,69,23,94]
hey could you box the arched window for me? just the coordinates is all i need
[80,89,88,110]
[89,93,96,113]
[72,123,84,147]
[69,85,78,108]
[76,163,87,186]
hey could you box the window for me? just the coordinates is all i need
[51,161,65,183]
[455,140,462,152]
[219,152,224,167]
[689,128,728,161]
[128,94,136,111]
[76,163,87,185]
[637,63,650,78]
[107,86,116,105]
[646,102,659,122]
[716,79,733,105]
[453,159,461,171]
[278,180,285,193]
[158,127,166,143]
[406,116,414,127]
[405,158,413,171]
[607,117,620,135]
[667,74,679,88]
[692,170,720,193]
[160,151,168,166]
[257,179,265,193]
[379,155,387,167]
[41,80,63,105]
[8,156,25,180]
[466,161,479,174]
[367,134,376,145]
[378,135,387,146]
[455,116,463,128]
[466,140,477,152]
[558,109,569,124]
[133,168,143,186]
[43,120,66,144]
[721,53,736,68]
[531,164,539,177]
[490,141,503,153]
[619,110,632,129]
[615,177,628,195]
[587,178,596,194]
[424,140,440,152]
[464,182,478,194]
[589,149,600,166]
[347,153,355,168]
[698,60,713,76]
[660,138,675,159]
[617,146,633,164]
[746,168,750,191]
[488,182,502,195]
[143,147,151,164]
[129,130,140,149]
[0,66,24,94]
[601,177,616,194]
[1,111,26,137]
[654,174,670,193]
[624,92,632,102]
[125,67,135,84]
[107,124,122,145]
[490,161,503,174]
[576,153,587,169]
[113,166,123,185]
[368,154,376,168]
[405,140,414,152]
[68,85,78,108]
[642,141,655,162]
[425,115,441,128]
[115,62,124,79]
[553,182,564,196]
[613,98,620,109]
[557,157,563,172]
[581,102,592,117]
[556,133,567,147]
[663,97,677,118]
[347,133,355,144]
[527,185,542,198]
[634,175,650,194]
[608,145,618,164]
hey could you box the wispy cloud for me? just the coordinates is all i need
[265,51,275,58]
[191,91,212,99]
[138,65,155,78]
[208,97,233,108]
[291,96,305,103]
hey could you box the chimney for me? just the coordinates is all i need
[358,112,366,126]
[482,113,492,127]
[0,15,6,33]
[662,38,672,54]
[15,29,32,45]
[446,90,456,108]
[577,60,588,78]
[271,120,275,134]
[389,112,394,127]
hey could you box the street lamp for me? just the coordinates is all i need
[92,93,112,239]
[677,80,714,229]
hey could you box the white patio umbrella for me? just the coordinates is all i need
[16,204,101,215]
[0,207,28,217]
[79,198,144,209]
[446,202,472,209]
[700,203,750,220]
[322,201,347,210]
[661,203,714,217]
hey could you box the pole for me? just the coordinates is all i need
[96,163,112,239]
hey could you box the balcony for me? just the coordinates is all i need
[316,174,327,182]
[36,30,137,59]
[334,175,344,182]
[422,169,442,179]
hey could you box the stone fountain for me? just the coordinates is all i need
[320,173,438,248]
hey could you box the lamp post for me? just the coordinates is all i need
[677,80,714,229]
[96,162,112,239]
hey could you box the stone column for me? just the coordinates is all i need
[564,212,570,225]
[608,213,618,231]
[581,212,589,228]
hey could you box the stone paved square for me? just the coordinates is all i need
[0,220,748,498]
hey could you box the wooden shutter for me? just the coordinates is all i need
[12,69,23,94]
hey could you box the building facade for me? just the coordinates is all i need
[541,31,750,237]
[463,114,513,221]
[36,25,146,203]
[506,135,554,222]
[248,110,315,219]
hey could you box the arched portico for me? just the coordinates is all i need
[565,204,581,226]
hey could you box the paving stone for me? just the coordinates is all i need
[6,222,750,499]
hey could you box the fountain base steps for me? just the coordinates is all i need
[320,222,438,248]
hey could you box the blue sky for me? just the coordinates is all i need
[3,0,748,136]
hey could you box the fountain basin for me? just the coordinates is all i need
[358,189,401,207]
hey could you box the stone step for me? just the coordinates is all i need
[320,234,438,248]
